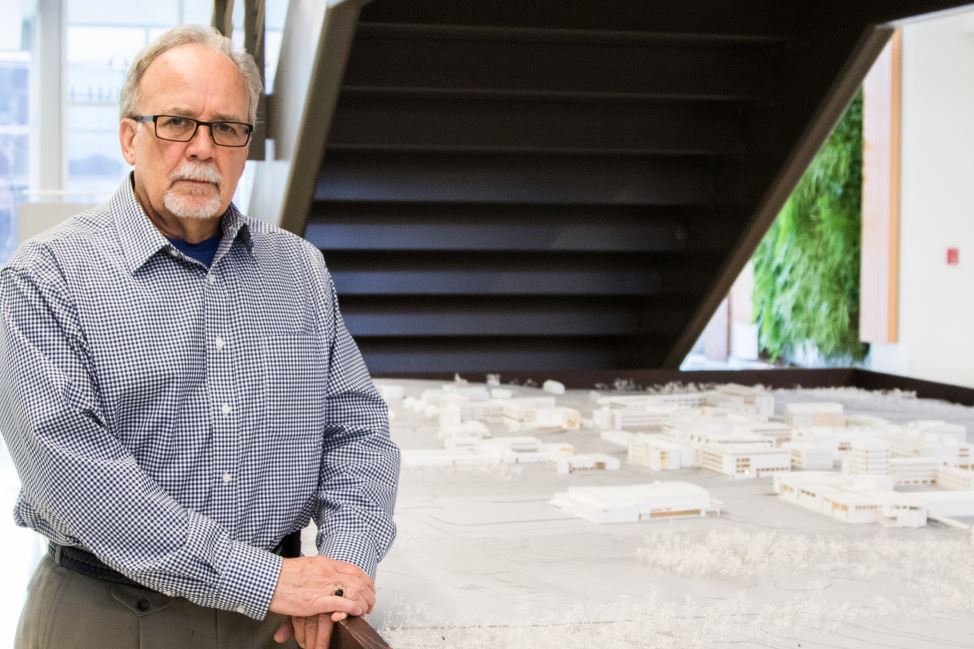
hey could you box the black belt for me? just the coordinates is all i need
[49,530,303,591]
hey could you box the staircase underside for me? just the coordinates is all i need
[294,0,973,375]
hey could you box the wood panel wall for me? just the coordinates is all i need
[860,29,901,343]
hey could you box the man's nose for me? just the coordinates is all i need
[185,123,216,158]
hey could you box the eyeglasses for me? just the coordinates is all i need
[132,114,254,147]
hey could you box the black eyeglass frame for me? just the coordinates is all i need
[131,114,254,147]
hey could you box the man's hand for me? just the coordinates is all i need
[269,556,376,619]
[274,612,347,648]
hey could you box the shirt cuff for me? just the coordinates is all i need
[318,533,378,580]
[214,538,284,620]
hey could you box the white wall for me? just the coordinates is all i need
[869,11,974,388]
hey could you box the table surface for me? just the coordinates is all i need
[339,379,974,649]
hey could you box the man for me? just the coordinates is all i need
[0,25,400,649]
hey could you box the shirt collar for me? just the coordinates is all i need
[112,173,253,274]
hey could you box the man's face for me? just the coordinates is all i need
[120,43,251,222]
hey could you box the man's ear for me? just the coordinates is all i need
[119,118,138,166]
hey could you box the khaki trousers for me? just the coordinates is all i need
[16,556,299,649]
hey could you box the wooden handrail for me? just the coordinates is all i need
[332,616,393,649]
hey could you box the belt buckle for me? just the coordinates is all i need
[53,544,63,566]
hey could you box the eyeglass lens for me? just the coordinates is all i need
[155,115,250,146]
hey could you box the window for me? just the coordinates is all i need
[0,50,29,264]
[66,24,150,198]
[0,34,35,647]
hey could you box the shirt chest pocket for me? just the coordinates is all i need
[260,331,329,437]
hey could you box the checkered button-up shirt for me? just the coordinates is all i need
[0,176,400,620]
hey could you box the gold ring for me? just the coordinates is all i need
[333,584,347,598]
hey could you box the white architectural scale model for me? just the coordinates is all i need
[380,378,974,527]
[550,482,718,523]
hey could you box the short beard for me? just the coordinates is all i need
[163,163,224,220]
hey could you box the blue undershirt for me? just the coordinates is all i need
[167,233,222,268]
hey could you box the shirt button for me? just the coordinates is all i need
[168,248,179,257]
[206,273,216,284]
[221,403,231,415]
[235,605,246,614]
[215,336,225,350]
[223,471,233,482]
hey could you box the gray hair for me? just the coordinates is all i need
[119,25,262,124]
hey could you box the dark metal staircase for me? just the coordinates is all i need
[294,0,971,375]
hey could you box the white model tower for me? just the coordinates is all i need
[849,438,891,476]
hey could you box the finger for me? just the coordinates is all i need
[315,615,334,649]
[313,595,364,617]
[273,618,294,644]
[349,570,377,596]
[342,576,375,610]
[306,616,318,649]
[361,588,376,613]
[330,611,347,622]
[344,590,370,617]
[333,582,372,615]
[356,593,373,616]
[361,577,377,601]
[293,616,306,649]
[339,566,377,595]
[336,587,368,613]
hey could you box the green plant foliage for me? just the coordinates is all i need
[752,93,868,363]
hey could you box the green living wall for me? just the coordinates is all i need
[752,93,867,363]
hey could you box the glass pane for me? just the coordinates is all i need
[0,134,29,178]
[65,175,128,200]
[67,104,118,131]
[67,26,147,65]
[233,0,244,30]
[147,27,171,43]
[181,2,212,26]
[0,135,27,262]
[266,0,289,30]
[67,130,126,179]
[265,30,283,89]
[0,61,28,126]
[67,0,178,27]
[66,4,176,199]
[0,52,28,265]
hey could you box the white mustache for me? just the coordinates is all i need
[170,164,222,188]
